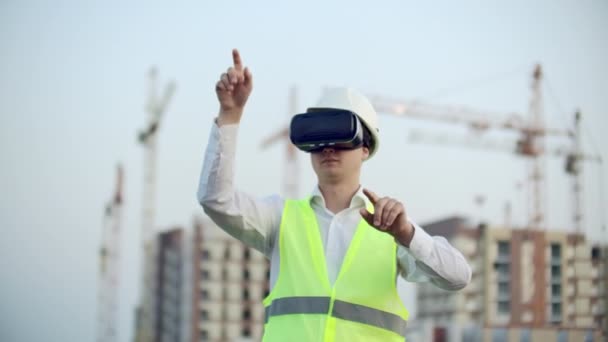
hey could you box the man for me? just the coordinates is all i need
[197,49,471,341]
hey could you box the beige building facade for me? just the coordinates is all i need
[416,217,606,342]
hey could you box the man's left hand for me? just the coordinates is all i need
[360,188,415,247]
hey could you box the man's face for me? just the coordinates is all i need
[310,146,369,182]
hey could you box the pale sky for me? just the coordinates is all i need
[1,1,607,341]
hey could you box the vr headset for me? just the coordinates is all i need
[290,109,364,152]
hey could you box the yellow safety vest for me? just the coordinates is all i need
[262,199,409,342]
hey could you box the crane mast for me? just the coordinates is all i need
[135,67,175,342]
[260,85,299,199]
[97,164,123,342]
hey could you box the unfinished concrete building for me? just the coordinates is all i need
[191,219,269,342]
[415,216,606,342]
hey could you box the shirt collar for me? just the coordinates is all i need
[310,185,368,209]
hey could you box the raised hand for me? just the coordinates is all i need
[359,188,415,247]
[215,49,253,125]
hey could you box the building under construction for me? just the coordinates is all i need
[412,216,607,342]
[153,228,192,342]
[192,219,269,341]
[140,218,270,342]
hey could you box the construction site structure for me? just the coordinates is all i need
[369,65,579,231]
[525,65,546,231]
[192,218,270,342]
[135,67,176,342]
[564,111,603,235]
[260,85,299,199]
[97,164,124,342]
[152,227,194,342]
[406,111,602,235]
[138,217,270,342]
[407,110,602,233]
[409,216,607,342]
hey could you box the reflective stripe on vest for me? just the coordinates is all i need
[265,296,408,336]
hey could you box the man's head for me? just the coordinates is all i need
[291,87,380,183]
[290,87,380,157]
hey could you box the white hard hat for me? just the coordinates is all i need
[308,87,380,159]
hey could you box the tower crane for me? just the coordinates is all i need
[564,111,603,235]
[260,85,300,199]
[97,164,123,342]
[135,67,176,342]
[368,65,574,230]
[407,110,602,234]
[406,108,604,321]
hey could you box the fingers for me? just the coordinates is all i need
[381,200,399,228]
[362,190,406,231]
[227,67,244,84]
[373,197,393,228]
[220,73,232,91]
[362,188,379,205]
[232,48,243,70]
[359,208,374,226]
[243,67,253,87]
[384,202,404,228]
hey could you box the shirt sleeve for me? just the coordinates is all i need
[196,120,283,257]
[396,220,472,291]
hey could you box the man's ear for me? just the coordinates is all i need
[362,146,370,161]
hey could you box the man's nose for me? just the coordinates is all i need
[321,146,336,154]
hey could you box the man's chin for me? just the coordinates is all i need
[321,170,343,180]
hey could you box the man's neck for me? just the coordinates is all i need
[318,180,361,214]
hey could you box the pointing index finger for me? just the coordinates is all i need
[232,48,243,70]
[362,188,380,205]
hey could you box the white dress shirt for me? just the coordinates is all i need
[197,122,471,291]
